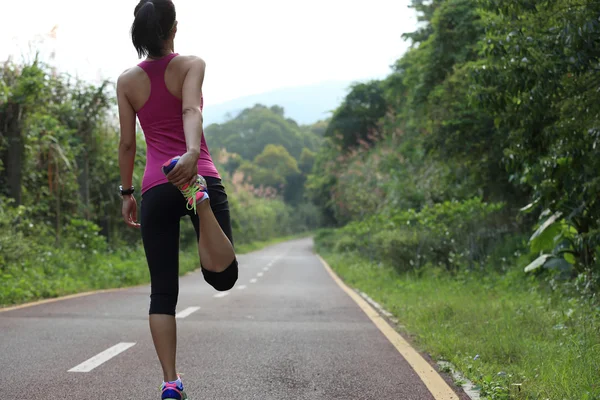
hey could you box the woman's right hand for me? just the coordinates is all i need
[167,150,200,188]
[122,195,141,228]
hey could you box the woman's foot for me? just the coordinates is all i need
[160,375,188,400]
[162,156,209,214]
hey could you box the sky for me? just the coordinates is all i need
[0,0,417,107]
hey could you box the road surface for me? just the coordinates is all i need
[0,238,461,399]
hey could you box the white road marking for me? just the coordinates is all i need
[263,267,269,271]
[176,306,201,319]
[237,285,247,290]
[267,253,285,268]
[214,292,229,298]
[68,342,136,373]
[250,278,257,283]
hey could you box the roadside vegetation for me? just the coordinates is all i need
[309,1,600,398]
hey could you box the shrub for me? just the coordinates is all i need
[316,197,508,273]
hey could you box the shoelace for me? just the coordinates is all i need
[181,184,201,214]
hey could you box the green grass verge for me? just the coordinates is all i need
[320,251,600,400]
[0,234,310,308]
[0,247,200,308]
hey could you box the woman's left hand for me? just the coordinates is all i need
[167,150,200,188]
[122,195,141,228]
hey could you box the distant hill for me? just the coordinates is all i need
[203,80,354,126]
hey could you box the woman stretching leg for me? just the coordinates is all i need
[116,1,237,398]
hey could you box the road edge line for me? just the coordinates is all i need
[0,286,138,314]
[316,253,460,400]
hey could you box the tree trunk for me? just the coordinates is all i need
[82,150,90,219]
[100,201,110,242]
[77,126,91,220]
[55,159,61,246]
[5,103,24,205]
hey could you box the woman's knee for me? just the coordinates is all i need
[202,258,238,291]
[149,292,178,316]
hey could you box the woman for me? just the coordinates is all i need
[116,1,238,398]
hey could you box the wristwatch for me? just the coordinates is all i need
[119,185,135,196]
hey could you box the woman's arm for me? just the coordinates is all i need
[164,57,206,187]
[116,71,140,229]
[181,57,206,156]
[117,72,137,191]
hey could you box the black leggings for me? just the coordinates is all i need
[140,177,238,316]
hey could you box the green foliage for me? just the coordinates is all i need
[228,190,294,243]
[471,0,600,273]
[254,144,300,175]
[207,104,324,209]
[309,0,600,289]
[318,198,506,273]
[324,80,386,150]
[205,104,321,161]
[0,195,187,306]
[298,148,316,175]
[223,181,322,245]
[240,144,300,191]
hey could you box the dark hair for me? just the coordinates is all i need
[131,0,176,58]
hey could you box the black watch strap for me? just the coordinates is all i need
[119,185,135,196]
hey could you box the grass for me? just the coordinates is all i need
[0,246,198,308]
[320,251,600,400]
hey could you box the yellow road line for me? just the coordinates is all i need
[0,287,134,313]
[316,254,460,400]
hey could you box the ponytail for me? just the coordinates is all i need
[131,0,176,58]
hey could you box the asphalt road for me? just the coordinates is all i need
[0,238,458,400]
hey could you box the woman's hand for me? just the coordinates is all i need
[122,195,141,228]
[167,150,200,188]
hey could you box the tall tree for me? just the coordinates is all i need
[324,80,387,150]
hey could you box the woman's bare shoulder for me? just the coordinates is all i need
[117,66,146,89]
[173,54,206,70]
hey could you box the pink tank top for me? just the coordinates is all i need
[136,53,220,194]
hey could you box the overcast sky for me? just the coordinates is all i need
[0,0,416,106]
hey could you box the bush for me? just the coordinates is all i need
[0,194,203,307]
[316,197,509,273]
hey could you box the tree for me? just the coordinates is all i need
[204,104,319,161]
[324,80,387,150]
[0,58,48,205]
[298,148,316,175]
[475,0,600,270]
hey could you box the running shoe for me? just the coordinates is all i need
[160,376,188,400]
[162,156,209,214]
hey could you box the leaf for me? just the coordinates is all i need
[563,252,576,265]
[519,199,538,213]
[524,254,552,273]
[530,211,563,253]
[50,143,72,170]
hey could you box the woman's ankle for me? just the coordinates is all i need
[164,372,179,382]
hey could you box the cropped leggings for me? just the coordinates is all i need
[140,177,238,316]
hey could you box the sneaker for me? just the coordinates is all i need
[162,156,209,214]
[160,376,188,400]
